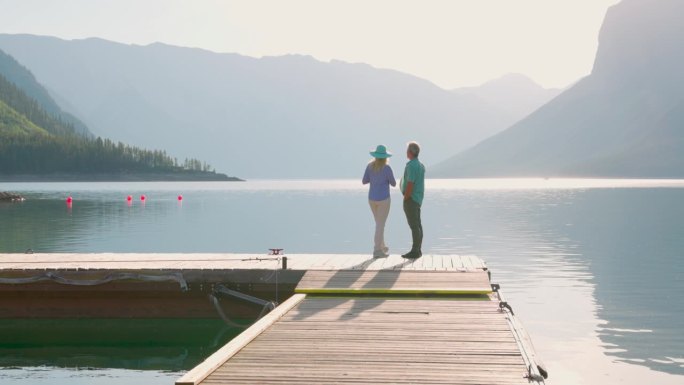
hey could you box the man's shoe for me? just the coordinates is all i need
[401,251,420,259]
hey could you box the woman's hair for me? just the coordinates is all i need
[370,157,388,172]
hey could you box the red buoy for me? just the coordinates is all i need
[140,195,146,202]
[126,195,133,202]
[177,195,183,201]
[66,196,73,204]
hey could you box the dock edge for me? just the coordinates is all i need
[175,293,307,385]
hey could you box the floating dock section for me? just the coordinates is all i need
[0,254,484,318]
[176,258,547,385]
[0,253,546,383]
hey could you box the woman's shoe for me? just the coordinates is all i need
[373,249,389,258]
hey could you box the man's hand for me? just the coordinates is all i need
[404,181,414,201]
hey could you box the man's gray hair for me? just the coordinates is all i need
[407,141,421,157]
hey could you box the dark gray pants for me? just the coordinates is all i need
[403,198,423,253]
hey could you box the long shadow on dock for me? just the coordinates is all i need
[292,257,414,321]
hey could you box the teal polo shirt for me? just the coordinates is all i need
[401,158,426,205]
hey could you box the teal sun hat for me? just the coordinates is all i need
[370,144,392,158]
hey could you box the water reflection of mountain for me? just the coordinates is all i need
[0,199,63,253]
[0,195,180,253]
[0,318,242,371]
[2,197,111,253]
[430,186,684,376]
[556,189,684,375]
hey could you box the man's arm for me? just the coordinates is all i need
[404,181,414,201]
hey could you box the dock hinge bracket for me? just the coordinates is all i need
[213,284,277,309]
[525,363,547,382]
[499,301,514,315]
[209,284,277,327]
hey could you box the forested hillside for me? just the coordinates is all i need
[0,49,90,136]
[0,71,83,137]
[0,57,232,179]
[0,130,206,175]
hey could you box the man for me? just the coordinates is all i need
[400,141,425,259]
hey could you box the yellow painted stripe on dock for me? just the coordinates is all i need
[295,288,492,295]
[295,269,493,294]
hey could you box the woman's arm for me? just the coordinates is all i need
[362,165,370,185]
[387,166,396,187]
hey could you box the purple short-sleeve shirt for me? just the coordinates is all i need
[362,164,396,201]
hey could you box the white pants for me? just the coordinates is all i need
[369,198,391,251]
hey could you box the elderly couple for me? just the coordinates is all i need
[362,142,425,259]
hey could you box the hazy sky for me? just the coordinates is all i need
[0,0,620,89]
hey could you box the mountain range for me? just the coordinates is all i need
[0,35,557,178]
[0,48,231,180]
[4,0,675,179]
[452,73,561,122]
[433,0,684,178]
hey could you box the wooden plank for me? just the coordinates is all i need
[279,254,318,270]
[197,297,536,385]
[175,293,306,385]
[0,253,486,273]
[463,254,481,270]
[295,270,491,295]
[380,254,405,270]
[452,255,466,270]
[0,253,275,270]
[305,254,339,269]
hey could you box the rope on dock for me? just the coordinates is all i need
[209,284,277,328]
[0,271,188,291]
[213,284,277,310]
[493,282,548,381]
[209,256,282,328]
[209,291,275,328]
[209,293,253,328]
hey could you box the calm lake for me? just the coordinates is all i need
[1,179,683,385]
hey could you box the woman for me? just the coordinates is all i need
[362,145,396,258]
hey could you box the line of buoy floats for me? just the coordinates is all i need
[66,194,183,206]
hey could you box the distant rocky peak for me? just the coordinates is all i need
[592,0,684,78]
[479,73,548,91]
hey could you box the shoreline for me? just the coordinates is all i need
[0,191,25,201]
[0,172,244,182]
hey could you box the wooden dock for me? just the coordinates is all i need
[172,256,545,385]
[0,253,486,318]
[0,253,486,271]
[0,253,546,383]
